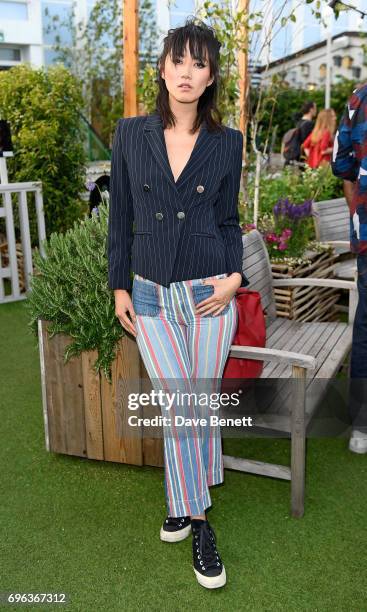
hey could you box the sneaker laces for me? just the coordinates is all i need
[165,516,187,527]
[197,523,220,570]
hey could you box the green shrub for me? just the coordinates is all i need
[256,200,315,260]
[252,77,357,152]
[246,164,343,219]
[26,201,122,382]
[0,64,88,245]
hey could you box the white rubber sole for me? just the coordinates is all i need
[349,438,367,454]
[159,523,192,542]
[193,566,226,589]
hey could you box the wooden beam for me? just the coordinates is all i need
[238,0,250,160]
[290,365,306,518]
[223,455,291,480]
[123,0,139,117]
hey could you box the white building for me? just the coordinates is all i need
[0,0,200,71]
[260,31,367,90]
[251,0,367,65]
[0,0,43,69]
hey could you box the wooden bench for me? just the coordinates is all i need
[222,229,357,518]
[312,197,356,280]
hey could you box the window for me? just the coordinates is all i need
[319,63,327,79]
[0,47,21,61]
[352,66,361,79]
[42,2,73,46]
[300,63,310,77]
[43,49,61,66]
[342,55,353,69]
[0,1,27,20]
[333,55,342,67]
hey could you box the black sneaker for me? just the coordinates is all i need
[160,515,191,542]
[191,520,226,589]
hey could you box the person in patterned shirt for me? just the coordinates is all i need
[331,82,367,453]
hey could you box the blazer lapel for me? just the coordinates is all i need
[143,112,222,193]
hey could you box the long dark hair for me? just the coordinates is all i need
[155,17,224,134]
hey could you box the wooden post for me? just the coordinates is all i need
[253,150,261,227]
[238,0,250,162]
[291,365,307,518]
[123,0,139,117]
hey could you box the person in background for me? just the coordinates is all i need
[297,100,318,147]
[331,82,367,454]
[302,109,336,169]
[282,100,317,167]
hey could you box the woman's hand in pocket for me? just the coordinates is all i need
[114,289,137,336]
[195,273,241,316]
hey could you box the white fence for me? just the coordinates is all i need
[0,157,46,303]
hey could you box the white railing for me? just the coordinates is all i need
[0,157,46,303]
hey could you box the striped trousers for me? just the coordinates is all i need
[132,272,238,517]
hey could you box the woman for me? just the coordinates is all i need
[301,108,336,169]
[107,17,248,590]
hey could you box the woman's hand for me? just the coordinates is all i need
[114,289,137,336]
[194,273,242,317]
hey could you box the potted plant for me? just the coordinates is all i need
[243,197,340,321]
[27,197,164,467]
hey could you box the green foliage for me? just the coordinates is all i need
[243,164,344,260]
[254,77,358,153]
[0,64,87,244]
[257,206,314,261]
[26,201,122,382]
[246,165,343,218]
[45,0,159,143]
[139,64,158,115]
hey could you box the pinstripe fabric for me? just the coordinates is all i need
[107,112,249,290]
[133,272,238,517]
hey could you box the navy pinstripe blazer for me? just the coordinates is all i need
[107,111,249,290]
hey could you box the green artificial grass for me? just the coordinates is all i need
[1,301,366,611]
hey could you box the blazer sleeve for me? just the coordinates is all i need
[107,119,134,291]
[215,130,249,288]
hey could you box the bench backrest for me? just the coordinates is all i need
[312,198,349,244]
[242,229,276,322]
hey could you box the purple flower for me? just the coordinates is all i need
[273,197,313,221]
[86,181,96,192]
[91,206,99,216]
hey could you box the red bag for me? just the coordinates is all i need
[222,289,266,384]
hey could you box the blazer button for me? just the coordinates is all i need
[143,184,151,192]
[155,212,164,220]
[177,211,185,219]
[196,185,205,193]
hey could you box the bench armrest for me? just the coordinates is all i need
[229,345,316,370]
[320,240,350,248]
[272,278,356,291]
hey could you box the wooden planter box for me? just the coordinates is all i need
[271,248,341,322]
[38,319,164,467]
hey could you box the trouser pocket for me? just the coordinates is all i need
[191,283,230,316]
[132,277,160,316]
